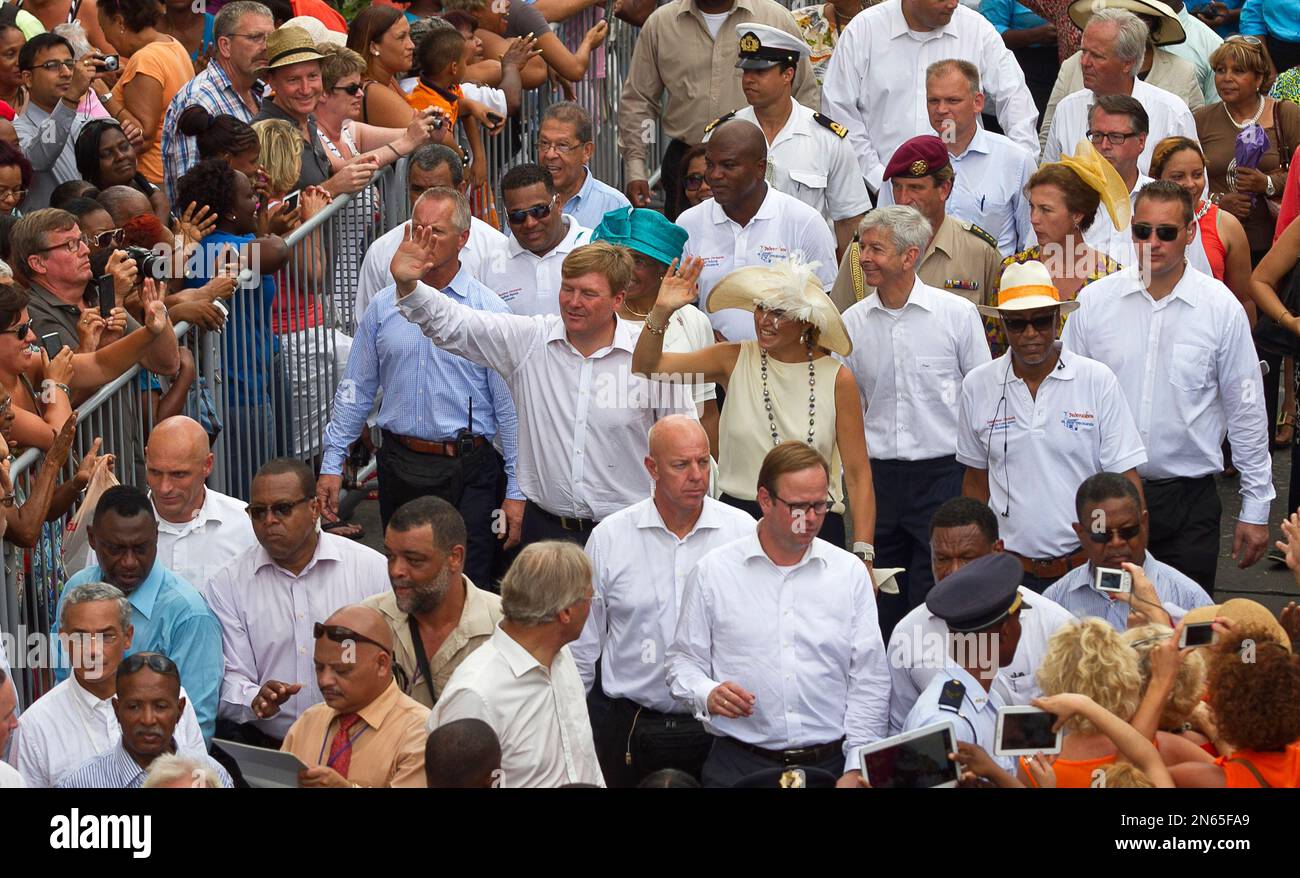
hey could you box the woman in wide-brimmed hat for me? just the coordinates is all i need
[631,255,874,555]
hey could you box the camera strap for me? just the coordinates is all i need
[406,614,438,706]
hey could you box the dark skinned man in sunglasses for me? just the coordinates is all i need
[1042,471,1213,632]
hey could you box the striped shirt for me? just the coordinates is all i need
[161,59,264,205]
[1042,553,1214,631]
[57,741,232,789]
[319,266,521,499]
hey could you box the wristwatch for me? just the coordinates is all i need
[852,541,875,563]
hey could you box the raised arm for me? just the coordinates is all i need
[1034,692,1175,787]
[632,257,739,383]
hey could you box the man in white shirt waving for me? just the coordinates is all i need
[1062,181,1273,592]
[572,415,755,786]
[667,441,889,787]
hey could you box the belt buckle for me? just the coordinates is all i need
[560,516,581,532]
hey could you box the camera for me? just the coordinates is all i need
[98,54,120,72]
[124,245,167,281]
[1094,566,1132,594]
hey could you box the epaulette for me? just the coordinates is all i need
[961,220,998,250]
[703,110,737,135]
[812,111,848,138]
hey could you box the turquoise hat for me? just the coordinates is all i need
[592,206,688,267]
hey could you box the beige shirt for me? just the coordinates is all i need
[617,0,821,182]
[830,214,1002,312]
[281,680,430,788]
[361,576,502,710]
[1037,50,1203,153]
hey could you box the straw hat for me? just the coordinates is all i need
[705,257,852,356]
[1182,598,1292,652]
[260,26,327,73]
[1067,0,1186,47]
[976,261,1081,318]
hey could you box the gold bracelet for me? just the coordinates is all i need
[642,315,668,336]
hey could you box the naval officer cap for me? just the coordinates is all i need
[734,22,808,69]
[925,553,1029,634]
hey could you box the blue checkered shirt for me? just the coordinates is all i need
[162,60,264,205]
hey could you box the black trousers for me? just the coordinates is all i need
[519,499,595,548]
[718,492,847,549]
[701,736,845,788]
[872,455,964,642]
[1267,36,1300,79]
[1142,475,1221,595]
[377,433,503,590]
[588,693,712,787]
[660,138,692,221]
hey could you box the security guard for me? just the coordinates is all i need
[702,23,870,256]
[829,136,1002,312]
[900,553,1026,773]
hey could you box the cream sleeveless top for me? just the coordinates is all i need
[718,341,845,511]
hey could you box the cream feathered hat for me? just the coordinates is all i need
[705,256,852,357]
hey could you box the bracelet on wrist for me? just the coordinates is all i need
[642,315,668,336]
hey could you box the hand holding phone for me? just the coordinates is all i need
[97,274,115,319]
[40,332,64,361]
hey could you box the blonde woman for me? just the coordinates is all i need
[1123,623,1218,765]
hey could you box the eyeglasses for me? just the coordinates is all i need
[26,58,75,72]
[118,652,180,679]
[506,197,555,225]
[538,139,581,156]
[0,187,27,202]
[1086,130,1138,146]
[36,234,89,255]
[313,622,392,655]
[1132,222,1181,242]
[771,493,832,517]
[6,321,32,340]
[332,83,364,96]
[90,228,125,248]
[232,32,271,45]
[245,496,312,520]
[683,174,707,191]
[1086,524,1142,543]
[1001,314,1056,333]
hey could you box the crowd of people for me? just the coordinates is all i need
[0,0,1298,791]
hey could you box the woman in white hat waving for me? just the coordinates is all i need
[631,255,875,559]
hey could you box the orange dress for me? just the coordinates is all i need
[1021,753,1116,788]
[1217,744,1300,788]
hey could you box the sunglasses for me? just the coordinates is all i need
[506,198,555,225]
[245,496,312,520]
[90,228,125,248]
[1086,524,1142,543]
[118,652,180,679]
[313,623,391,654]
[1001,314,1056,333]
[332,83,364,96]
[683,173,707,190]
[7,321,32,341]
[1132,222,1181,242]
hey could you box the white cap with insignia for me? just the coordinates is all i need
[734,22,809,69]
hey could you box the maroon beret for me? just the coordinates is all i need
[883,135,951,181]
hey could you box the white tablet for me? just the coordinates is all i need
[993,705,1063,757]
[213,739,308,789]
[858,721,959,789]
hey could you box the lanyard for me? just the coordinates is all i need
[407,614,439,706]
[317,718,369,768]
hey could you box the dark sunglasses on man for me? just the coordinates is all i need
[118,652,180,679]
[1001,313,1056,333]
[313,623,391,655]
[506,197,555,225]
[1131,222,1181,242]
[1086,524,1142,543]
[245,496,312,521]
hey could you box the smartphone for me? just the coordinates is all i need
[1095,566,1132,594]
[1180,621,1217,648]
[994,706,1063,757]
[858,722,959,789]
[281,190,301,211]
[40,332,64,360]
[97,274,115,319]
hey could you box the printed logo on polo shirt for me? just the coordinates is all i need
[756,245,789,264]
[698,255,727,268]
[497,288,524,303]
[986,415,1014,432]
[1061,410,1096,432]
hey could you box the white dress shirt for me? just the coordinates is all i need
[878,128,1037,255]
[572,497,756,713]
[704,99,873,225]
[354,217,508,328]
[841,279,992,461]
[1061,265,1274,524]
[1042,79,1197,175]
[205,532,390,738]
[956,349,1148,557]
[666,531,890,772]
[903,663,1014,773]
[1043,552,1214,631]
[476,216,593,317]
[677,185,838,340]
[429,626,605,788]
[821,0,1039,191]
[0,761,21,787]
[11,676,206,788]
[887,583,1075,733]
[397,284,697,520]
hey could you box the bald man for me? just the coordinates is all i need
[571,415,756,786]
[97,185,157,228]
[136,416,257,594]
[676,120,837,341]
[280,605,431,788]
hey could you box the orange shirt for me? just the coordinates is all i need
[406,80,462,127]
[1022,753,1117,788]
[1217,744,1300,788]
[119,36,195,185]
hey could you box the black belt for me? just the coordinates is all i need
[610,696,693,722]
[1142,474,1215,488]
[728,736,846,767]
[525,499,597,533]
